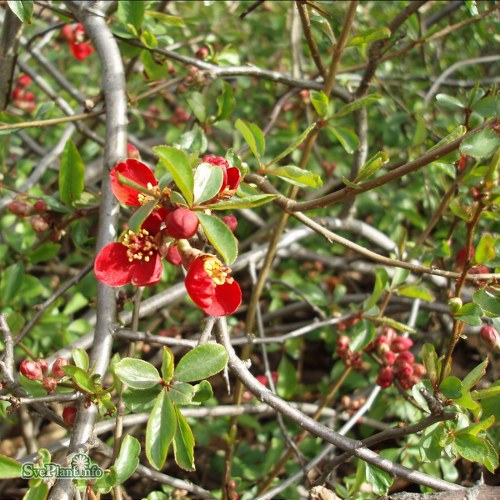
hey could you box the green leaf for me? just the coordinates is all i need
[114,435,140,484]
[375,316,416,333]
[154,146,194,207]
[128,199,158,233]
[342,176,362,189]
[146,390,176,470]
[187,92,207,123]
[266,165,323,189]
[422,343,438,386]
[59,139,85,206]
[454,303,483,326]
[347,27,391,47]
[474,232,497,265]
[465,0,479,16]
[122,385,162,412]
[24,481,49,500]
[169,381,195,405]
[460,127,500,159]
[192,380,213,403]
[472,95,498,118]
[364,462,393,496]
[196,212,238,264]
[276,355,297,399]
[456,415,495,437]
[215,80,235,122]
[29,242,61,264]
[454,433,490,463]
[439,376,462,399]
[115,358,161,390]
[72,348,89,371]
[435,93,464,110]
[63,365,99,394]
[1,261,24,305]
[0,454,22,478]
[310,91,329,117]
[428,125,467,153]
[325,125,359,154]
[7,0,33,23]
[144,11,185,27]
[193,162,224,204]
[354,150,389,183]
[268,123,317,166]
[482,436,499,473]
[141,50,168,80]
[396,284,435,302]
[349,321,375,353]
[462,359,488,392]
[161,347,174,383]
[472,385,500,400]
[174,344,228,383]
[235,119,264,163]
[473,289,500,318]
[364,268,388,310]
[333,94,382,119]
[117,0,144,30]
[205,193,277,210]
[173,406,195,471]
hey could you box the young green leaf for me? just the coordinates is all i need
[473,233,496,265]
[7,0,33,23]
[174,344,228,383]
[364,268,389,310]
[462,359,488,392]
[169,381,195,405]
[454,303,483,326]
[117,1,144,30]
[154,146,194,206]
[439,376,462,399]
[354,150,389,183]
[422,343,439,386]
[72,347,89,371]
[472,289,500,318]
[460,127,500,159]
[115,358,161,389]
[235,119,265,163]
[187,92,207,123]
[122,386,162,412]
[1,261,24,305]
[59,139,85,206]
[266,165,323,189]
[161,346,175,383]
[396,284,435,302]
[173,406,195,471]
[0,454,22,478]
[205,193,277,210]
[427,125,466,153]
[113,435,141,484]
[215,80,235,122]
[332,94,382,119]
[268,123,317,166]
[63,365,99,395]
[310,91,329,117]
[146,390,176,470]
[349,321,375,353]
[144,11,186,27]
[196,212,238,264]
[193,162,224,204]
[435,93,464,110]
[347,27,391,47]
[454,433,491,464]
[325,125,359,154]
[127,199,158,233]
[192,380,213,403]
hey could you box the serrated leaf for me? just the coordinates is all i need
[472,289,500,318]
[462,359,488,392]
[268,123,317,166]
[354,150,389,183]
[128,199,158,233]
[215,80,235,122]
[472,95,498,118]
[115,358,161,389]
[454,433,490,463]
[364,462,393,496]
[235,119,264,163]
[474,232,497,265]
[454,303,483,326]
[266,165,323,188]
[196,212,238,264]
[0,454,22,478]
[205,193,277,210]
[146,390,176,470]
[114,435,140,484]
[173,406,195,471]
[460,127,500,159]
[62,365,99,394]
[347,27,391,47]
[482,436,499,473]
[7,0,33,23]
[310,91,329,117]
[439,376,462,399]
[436,93,464,110]
[169,381,195,405]
[333,94,382,119]
[456,415,495,437]
[72,348,89,371]
[325,125,359,154]
[174,344,228,383]
[396,284,435,302]
[161,346,174,383]
[154,146,194,206]
[193,162,223,204]
[59,139,85,206]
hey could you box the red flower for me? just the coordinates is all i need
[202,154,241,199]
[127,143,141,159]
[185,255,241,316]
[110,159,159,207]
[61,24,94,61]
[94,210,166,287]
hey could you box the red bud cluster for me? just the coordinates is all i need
[11,74,35,112]
[336,334,363,370]
[19,357,71,392]
[373,328,424,390]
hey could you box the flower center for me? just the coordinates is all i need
[203,257,233,286]
[122,229,158,262]
[137,183,171,205]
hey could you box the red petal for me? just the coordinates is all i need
[110,159,158,206]
[204,279,242,316]
[71,42,94,61]
[142,208,169,235]
[185,258,214,308]
[226,167,241,191]
[130,253,163,286]
[94,243,132,286]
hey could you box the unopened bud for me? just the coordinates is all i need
[30,215,49,232]
[166,244,182,266]
[7,199,33,217]
[391,336,413,353]
[62,406,77,426]
[166,208,199,239]
[20,360,43,380]
[448,297,463,313]
[376,367,394,388]
[52,358,70,379]
[42,377,58,393]
[33,199,48,213]
[222,214,238,232]
[480,325,500,352]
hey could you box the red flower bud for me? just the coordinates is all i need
[24,91,35,102]
[7,199,33,217]
[17,74,32,89]
[455,246,474,268]
[383,327,397,343]
[394,351,415,366]
[166,208,199,239]
[222,214,238,232]
[382,350,396,366]
[256,374,268,386]
[126,143,141,160]
[33,199,48,213]
[195,46,209,60]
[20,360,43,380]
[413,363,426,377]
[376,367,394,388]
[52,358,70,379]
[42,377,58,393]
[480,325,500,352]
[391,336,413,353]
[165,244,182,266]
[30,215,49,232]
[395,362,413,380]
[62,406,78,426]
[38,358,49,376]
[400,375,419,390]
